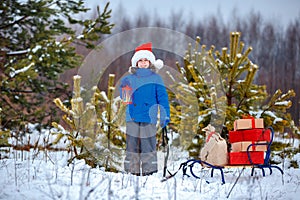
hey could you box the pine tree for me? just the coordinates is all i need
[169,32,298,157]
[52,74,126,170]
[0,0,114,129]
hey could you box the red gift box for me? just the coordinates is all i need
[229,151,265,165]
[229,129,271,143]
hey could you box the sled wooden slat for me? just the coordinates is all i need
[224,165,254,168]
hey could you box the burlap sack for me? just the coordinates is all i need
[200,125,228,166]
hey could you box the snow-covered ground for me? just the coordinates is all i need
[1,147,299,199]
[0,125,299,199]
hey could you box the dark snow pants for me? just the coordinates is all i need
[124,122,157,175]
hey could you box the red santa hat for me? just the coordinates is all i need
[131,42,164,69]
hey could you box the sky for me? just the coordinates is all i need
[86,0,300,27]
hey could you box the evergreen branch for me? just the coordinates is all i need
[1,88,34,93]
[236,65,258,111]
[0,16,28,29]
[261,89,295,116]
[261,89,282,115]
[0,97,19,117]
[1,85,66,94]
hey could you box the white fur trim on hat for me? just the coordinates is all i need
[131,50,155,67]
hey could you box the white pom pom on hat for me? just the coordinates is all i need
[154,59,164,70]
[131,42,164,69]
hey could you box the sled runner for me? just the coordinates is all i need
[162,126,283,185]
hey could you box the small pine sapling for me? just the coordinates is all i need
[52,75,126,171]
[169,32,298,159]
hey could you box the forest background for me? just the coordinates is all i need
[66,1,300,127]
[1,0,300,131]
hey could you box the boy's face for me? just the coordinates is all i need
[137,58,150,68]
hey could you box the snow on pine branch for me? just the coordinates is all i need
[100,91,109,103]
[274,101,291,106]
[6,49,29,56]
[264,110,283,123]
[9,62,35,78]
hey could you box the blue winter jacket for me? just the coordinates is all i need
[120,68,170,124]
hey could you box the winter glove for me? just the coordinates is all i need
[160,117,170,128]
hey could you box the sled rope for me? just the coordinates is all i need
[226,167,245,198]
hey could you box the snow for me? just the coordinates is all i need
[31,45,42,53]
[9,62,35,78]
[77,34,84,39]
[1,126,300,199]
[100,91,109,103]
[166,71,176,82]
[1,150,299,199]
[264,111,284,124]
[275,101,291,106]
[7,49,29,55]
